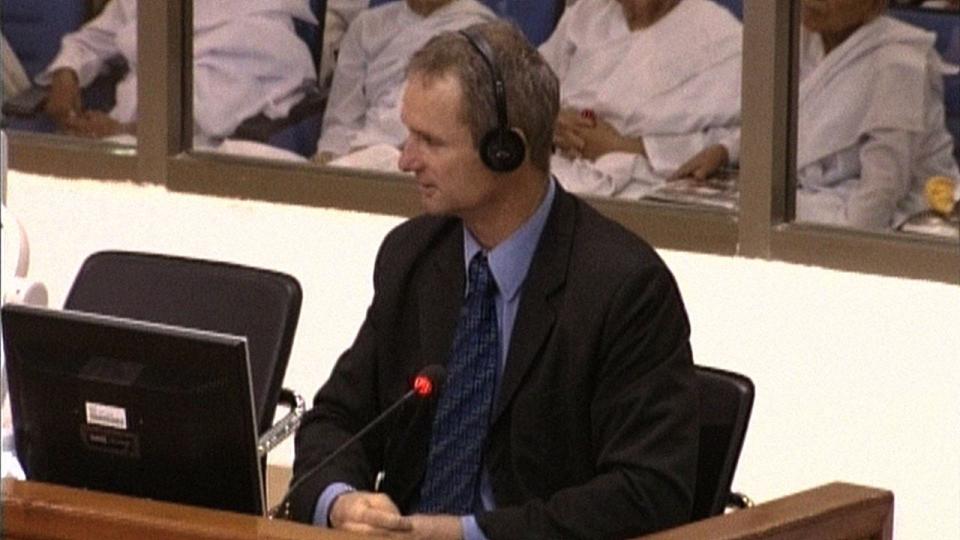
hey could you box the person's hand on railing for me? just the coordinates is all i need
[45,68,83,129]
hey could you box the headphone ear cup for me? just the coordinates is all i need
[480,128,526,172]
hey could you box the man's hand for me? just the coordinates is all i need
[670,144,729,181]
[329,491,413,535]
[407,514,463,540]
[45,68,83,129]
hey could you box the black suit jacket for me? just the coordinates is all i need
[291,187,699,539]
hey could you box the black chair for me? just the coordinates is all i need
[63,250,304,455]
[691,365,754,520]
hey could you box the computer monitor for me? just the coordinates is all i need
[1,303,265,515]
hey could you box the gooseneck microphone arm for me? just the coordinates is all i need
[268,364,446,519]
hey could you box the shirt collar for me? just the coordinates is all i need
[463,178,556,301]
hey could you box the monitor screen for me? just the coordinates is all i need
[1,303,264,515]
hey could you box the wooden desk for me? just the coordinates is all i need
[1,478,361,540]
[642,482,893,540]
[2,478,892,540]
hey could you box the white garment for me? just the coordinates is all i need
[796,16,960,229]
[539,0,742,199]
[316,0,495,156]
[36,0,318,142]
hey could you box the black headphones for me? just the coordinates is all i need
[458,29,526,173]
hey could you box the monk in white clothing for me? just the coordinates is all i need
[540,0,742,199]
[40,0,317,145]
[686,0,960,229]
[314,0,495,166]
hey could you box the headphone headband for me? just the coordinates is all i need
[457,29,526,172]
[459,29,509,131]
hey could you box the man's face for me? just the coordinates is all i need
[801,0,881,34]
[398,73,502,222]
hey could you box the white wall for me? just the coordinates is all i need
[5,171,959,538]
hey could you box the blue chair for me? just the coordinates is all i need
[483,0,565,45]
[367,0,563,45]
[1,0,87,80]
[888,7,960,163]
[712,0,743,21]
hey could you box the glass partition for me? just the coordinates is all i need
[0,0,136,153]
[3,0,957,282]
[541,0,744,213]
[199,0,746,219]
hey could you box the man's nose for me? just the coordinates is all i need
[398,138,419,172]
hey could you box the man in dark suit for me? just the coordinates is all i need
[290,20,698,539]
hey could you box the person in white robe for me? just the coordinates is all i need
[539,0,742,199]
[794,0,959,229]
[315,0,496,167]
[36,0,318,146]
[682,0,960,229]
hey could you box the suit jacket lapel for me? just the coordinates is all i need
[492,188,575,424]
[418,224,464,372]
[388,223,463,507]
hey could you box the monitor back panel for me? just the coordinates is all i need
[2,303,264,515]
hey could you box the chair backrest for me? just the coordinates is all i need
[711,0,743,20]
[63,251,302,437]
[297,0,327,72]
[0,0,88,79]
[692,365,754,520]
[366,0,564,45]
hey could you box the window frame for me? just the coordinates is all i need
[5,0,957,283]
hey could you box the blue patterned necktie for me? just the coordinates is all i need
[418,252,500,514]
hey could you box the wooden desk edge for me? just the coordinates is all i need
[2,479,892,540]
[639,482,894,540]
[0,478,364,540]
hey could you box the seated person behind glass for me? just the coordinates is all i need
[39,0,317,144]
[313,0,495,167]
[540,0,742,199]
[691,0,960,230]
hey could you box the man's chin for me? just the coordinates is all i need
[420,203,450,216]
[418,190,447,214]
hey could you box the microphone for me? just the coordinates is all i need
[268,364,446,519]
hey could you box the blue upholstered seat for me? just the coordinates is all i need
[1,0,87,80]
[712,0,743,20]
[367,0,563,45]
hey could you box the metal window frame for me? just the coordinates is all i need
[5,0,957,284]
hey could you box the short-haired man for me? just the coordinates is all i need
[291,21,699,540]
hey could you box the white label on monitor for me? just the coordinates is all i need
[85,402,128,430]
